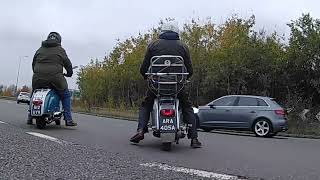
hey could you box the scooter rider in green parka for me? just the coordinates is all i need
[28,32,77,126]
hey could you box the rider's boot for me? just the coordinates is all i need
[27,119,33,125]
[27,112,33,125]
[65,120,77,126]
[191,138,202,148]
[130,129,144,143]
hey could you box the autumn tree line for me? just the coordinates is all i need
[0,85,31,96]
[77,14,320,130]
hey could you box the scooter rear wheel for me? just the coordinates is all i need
[36,118,46,129]
[162,142,172,151]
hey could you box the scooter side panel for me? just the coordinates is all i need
[44,90,61,114]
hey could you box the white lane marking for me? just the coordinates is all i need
[140,162,243,180]
[26,132,69,145]
[0,121,7,124]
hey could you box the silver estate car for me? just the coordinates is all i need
[194,95,289,137]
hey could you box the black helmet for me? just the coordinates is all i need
[47,32,62,43]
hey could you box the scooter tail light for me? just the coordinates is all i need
[33,99,43,106]
[160,109,175,117]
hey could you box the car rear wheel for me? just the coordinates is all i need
[253,119,273,137]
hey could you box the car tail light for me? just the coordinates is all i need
[33,99,43,106]
[160,109,175,117]
[275,109,285,116]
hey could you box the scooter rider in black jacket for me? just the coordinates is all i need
[130,22,202,148]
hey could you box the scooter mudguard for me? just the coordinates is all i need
[30,89,61,117]
[158,98,179,142]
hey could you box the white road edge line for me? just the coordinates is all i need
[0,121,7,124]
[26,132,69,145]
[140,162,243,180]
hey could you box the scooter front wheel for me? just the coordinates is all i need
[36,118,46,129]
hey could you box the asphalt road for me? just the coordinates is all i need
[0,99,320,180]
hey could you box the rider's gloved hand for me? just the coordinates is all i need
[143,73,148,80]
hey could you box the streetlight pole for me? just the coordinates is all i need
[15,56,28,94]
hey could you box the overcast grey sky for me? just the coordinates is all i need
[0,0,319,89]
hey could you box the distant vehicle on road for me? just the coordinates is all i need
[194,95,288,137]
[17,92,30,105]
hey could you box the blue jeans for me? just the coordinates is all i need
[59,89,72,121]
[28,89,72,122]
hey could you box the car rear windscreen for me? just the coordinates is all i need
[270,98,283,107]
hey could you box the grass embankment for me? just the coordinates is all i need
[73,106,138,120]
[285,119,320,136]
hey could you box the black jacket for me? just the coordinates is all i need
[140,33,193,79]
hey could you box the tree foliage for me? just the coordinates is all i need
[77,14,320,117]
[0,84,31,96]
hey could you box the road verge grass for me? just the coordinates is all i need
[73,106,138,120]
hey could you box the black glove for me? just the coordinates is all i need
[63,73,72,77]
